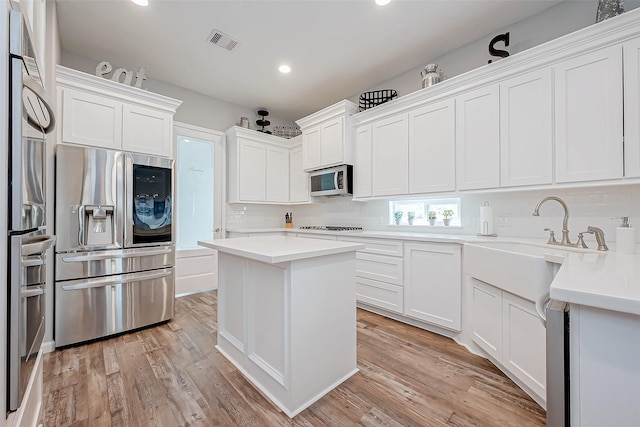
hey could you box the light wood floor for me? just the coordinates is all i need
[42,290,546,426]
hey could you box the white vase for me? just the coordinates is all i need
[395,218,401,225]
[443,218,451,226]
[429,219,436,226]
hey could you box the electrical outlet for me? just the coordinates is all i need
[498,215,512,227]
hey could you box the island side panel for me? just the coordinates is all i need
[217,252,245,353]
[289,251,358,413]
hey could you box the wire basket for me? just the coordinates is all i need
[358,89,398,111]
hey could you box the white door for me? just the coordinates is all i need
[372,113,409,196]
[174,122,224,294]
[266,145,290,203]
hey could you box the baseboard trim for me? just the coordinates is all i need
[41,340,56,354]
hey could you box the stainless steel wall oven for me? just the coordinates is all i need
[7,9,56,413]
[54,145,175,347]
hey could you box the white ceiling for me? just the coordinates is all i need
[55,0,568,121]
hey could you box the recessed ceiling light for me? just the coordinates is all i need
[131,0,149,6]
[279,65,291,74]
[375,0,391,5]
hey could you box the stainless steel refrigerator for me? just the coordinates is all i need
[54,144,175,347]
[7,9,57,412]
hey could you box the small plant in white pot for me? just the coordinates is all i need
[407,211,416,225]
[393,211,403,225]
[428,211,437,226]
[442,209,454,226]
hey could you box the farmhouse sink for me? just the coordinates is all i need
[464,241,564,303]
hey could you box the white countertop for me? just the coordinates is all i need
[198,236,364,264]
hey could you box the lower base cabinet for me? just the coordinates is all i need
[404,242,461,331]
[470,277,546,404]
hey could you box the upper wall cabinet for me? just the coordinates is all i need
[372,113,409,196]
[554,45,623,183]
[56,66,182,158]
[296,100,359,171]
[289,139,310,204]
[624,37,640,178]
[354,125,373,198]
[500,69,553,187]
[455,85,500,190]
[408,98,456,194]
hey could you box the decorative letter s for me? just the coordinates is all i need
[488,32,510,64]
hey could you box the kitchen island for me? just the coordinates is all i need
[198,235,364,417]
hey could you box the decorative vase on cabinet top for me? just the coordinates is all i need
[421,64,442,88]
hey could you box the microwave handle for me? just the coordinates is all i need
[335,171,341,190]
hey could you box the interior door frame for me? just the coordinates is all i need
[173,121,226,243]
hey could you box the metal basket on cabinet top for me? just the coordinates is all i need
[358,89,398,111]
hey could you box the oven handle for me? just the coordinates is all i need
[22,73,56,134]
[62,248,173,263]
[23,285,45,298]
[61,270,172,291]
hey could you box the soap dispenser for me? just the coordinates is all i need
[616,216,635,254]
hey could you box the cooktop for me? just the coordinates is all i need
[299,226,363,232]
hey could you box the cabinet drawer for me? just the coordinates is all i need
[356,253,403,285]
[338,236,403,257]
[356,277,403,314]
[296,233,337,241]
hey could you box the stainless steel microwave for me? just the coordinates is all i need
[309,165,353,197]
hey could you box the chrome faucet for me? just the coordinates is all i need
[586,226,609,251]
[532,196,572,246]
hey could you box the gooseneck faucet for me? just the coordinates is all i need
[532,196,572,245]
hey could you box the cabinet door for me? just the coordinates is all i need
[122,104,173,157]
[409,99,456,194]
[289,146,309,203]
[624,37,640,177]
[455,85,500,190]
[61,88,122,150]
[320,117,345,167]
[500,69,553,187]
[555,45,623,183]
[302,125,322,171]
[372,113,409,196]
[354,125,372,198]
[404,243,461,331]
[356,277,403,314]
[238,140,267,201]
[266,146,290,203]
[470,278,502,361]
[502,292,546,401]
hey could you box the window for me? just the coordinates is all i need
[389,198,461,226]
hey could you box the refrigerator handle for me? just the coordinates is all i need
[61,270,172,291]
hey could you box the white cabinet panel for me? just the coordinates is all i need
[238,140,267,201]
[555,45,623,183]
[295,233,337,241]
[302,125,322,170]
[354,125,372,198]
[122,104,172,157]
[624,37,640,178]
[455,85,500,190]
[372,113,409,196]
[60,88,122,150]
[470,278,503,361]
[409,99,456,193]
[500,69,553,187]
[404,242,461,331]
[356,252,403,286]
[320,117,345,166]
[356,277,403,314]
[502,292,546,401]
[338,236,403,257]
[289,145,309,203]
[266,146,290,203]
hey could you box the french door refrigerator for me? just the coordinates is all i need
[54,144,175,347]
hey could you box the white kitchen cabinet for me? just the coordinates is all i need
[403,242,461,331]
[289,142,310,204]
[296,100,358,171]
[470,278,503,361]
[455,84,500,190]
[354,125,372,198]
[502,292,546,401]
[624,37,640,178]
[295,233,337,241]
[500,69,553,187]
[372,113,409,196]
[227,126,294,204]
[56,65,181,158]
[408,98,456,194]
[554,45,623,183]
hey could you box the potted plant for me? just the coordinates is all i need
[442,209,454,226]
[428,211,437,226]
[407,211,415,225]
[393,211,403,225]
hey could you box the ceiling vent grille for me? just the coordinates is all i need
[208,30,238,51]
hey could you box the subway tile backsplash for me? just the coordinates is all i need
[226,184,640,244]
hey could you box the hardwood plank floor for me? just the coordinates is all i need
[42,291,546,426]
